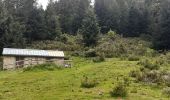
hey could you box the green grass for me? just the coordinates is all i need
[0,57,169,100]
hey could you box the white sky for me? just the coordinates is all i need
[38,0,49,9]
[38,0,94,9]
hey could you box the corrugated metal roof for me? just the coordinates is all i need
[2,48,64,57]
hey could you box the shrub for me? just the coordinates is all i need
[110,82,128,97]
[144,62,160,70]
[128,55,140,61]
[162,73,170,87]
[134,70,162,83]
[129,70,141,78]
[140,34,152,41]
[93,54,105,62]
[166,52,170,64]
[138,59,160,70]
[107,29,117,40]
[144,70,162,83]
[163,87,170,97]
[85,49,97,57]
[71,51,84,57]
[123,77,130,86]
[131,88,137,93]
[64,55,71,60]
[81,76,98,88]
[145,48,158,57]
[155,55,167,65]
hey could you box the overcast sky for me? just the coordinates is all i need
[38,0,94,9]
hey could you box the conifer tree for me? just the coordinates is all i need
[153,0,170,49]
[80,8,100,46]
[45,0,62,40]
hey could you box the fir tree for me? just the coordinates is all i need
[80,8,100,46]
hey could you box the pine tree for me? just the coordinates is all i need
[95,0,121,33]
[116,0,129,34]
[0,16,25,48]
[45,0,62,40]
[80,8,100,46]
[153,0,170,49]
[25,7,48,42]
[72,0,90,34]
[58,0,79,34]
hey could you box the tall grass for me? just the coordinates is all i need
[23,63,63,72]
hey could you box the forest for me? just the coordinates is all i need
[0,0,169,51]
[0,0,170,99]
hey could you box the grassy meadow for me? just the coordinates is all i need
[0,57,169,100]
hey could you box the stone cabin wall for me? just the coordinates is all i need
[3,56,16,69]
[3,56,65,69]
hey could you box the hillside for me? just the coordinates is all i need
[0,57,169,100]
[0,0,170,99]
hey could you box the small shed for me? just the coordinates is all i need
[2,48,65,69]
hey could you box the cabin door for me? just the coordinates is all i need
[16,56,24,68]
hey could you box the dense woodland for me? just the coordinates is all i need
[0,0,170,52]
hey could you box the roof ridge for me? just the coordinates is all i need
[3,48,64,57]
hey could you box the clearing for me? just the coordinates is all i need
[0,57,169,100]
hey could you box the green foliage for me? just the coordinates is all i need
[130,64,170,86]
[30,34,83,51]
[81,76,98,88]
[129,70,141,78]
[138,59,160,70]
[163,87,170,97]
[152,0,170,50]
[0,15,26,49]
[93,54,105,63]
[0,57,169,99]
[96,33,152,58]
[85,49,97,57]
[128,55,140,61]
[130,88,137,93]
[107,29,117,40]
[110,82,128,97]
[45,1,62,40]
[58,0,90,34]
[25,7,48,41]
[80,8,100,46]
[64,55,70,60]
[131,69,163,84]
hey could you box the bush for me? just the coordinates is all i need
[132,69,163,83]
[81,76,98,88]
[85,49,97,57]
[110,82,128,97]
[64,55,71,60]
[131,88,137,93]
[144,62,160,70]
[138,59,160,70]
[163,87,170,97]
[107,29,117,40]
[128,55,140,61]
[162,73,170,87]
[155,55,167,65]
[144,70,162,83]
[71,51,84,57]
[23,63,62,72]
[129,70,141,78]
[93,54,105,63]
[145,48,158,57]
[166,52,170,64]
